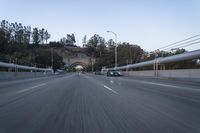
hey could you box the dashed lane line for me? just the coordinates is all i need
[103,85,118,94]
[17,83,47,93]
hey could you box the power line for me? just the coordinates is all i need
[166,41,200,51]
[161,37,200,51]
[158,34,200,50]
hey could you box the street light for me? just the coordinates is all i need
[107,31,118,68]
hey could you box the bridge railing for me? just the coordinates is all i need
[0,62,53,72]
[102,49,200,76]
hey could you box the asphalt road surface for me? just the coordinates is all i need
[0,73,200,133]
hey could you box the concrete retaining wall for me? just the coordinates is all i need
[124,70,154,77]
[0,72,53,81]
[122,69,200,79]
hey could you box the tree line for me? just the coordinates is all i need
[0,20,63,71]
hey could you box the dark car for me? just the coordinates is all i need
[107,70,121,77]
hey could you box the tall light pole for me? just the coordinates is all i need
[107,31,118,68]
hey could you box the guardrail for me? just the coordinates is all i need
[103,49,200,71]
[0,62,53,72]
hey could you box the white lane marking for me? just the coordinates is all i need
[17,83,47,93]
[141,81,180,88]
[110,80,114,83]
[103,85,118,94]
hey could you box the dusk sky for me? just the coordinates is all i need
[1,0,200,51]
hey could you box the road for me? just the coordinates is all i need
[0,73,200,133]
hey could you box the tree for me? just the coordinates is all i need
[39,28,45,44]
[107,39,115,47]
[44,30,50,44]
[82,35,87,47]
[0,20,9,53]
[117,43,143,66]
[85,34,106,57]
[35,49,65,71]
[32,28,40,47]
[66,34,76,46]
[85,34,107,71]
[91,42,144,70]
[15,23,24,44]
[23,26,31,44]
[71,33,76,43]
[60,37,67,45]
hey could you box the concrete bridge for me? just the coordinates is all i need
[54,46,94,69]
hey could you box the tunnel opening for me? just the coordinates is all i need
[68,62,87,72]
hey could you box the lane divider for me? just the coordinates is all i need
[17,83,47,93]
[141,81,180,88]
[103,85,118,94]
[83,74,118,94]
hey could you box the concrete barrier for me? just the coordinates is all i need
[158,69,200,78]
[0,72,53,81]
[124,70,154,77]
[122,69,200,79]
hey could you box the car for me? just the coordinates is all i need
[107,70,121,77]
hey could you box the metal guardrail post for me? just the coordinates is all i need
[155,62,158,77]
[14,65,17,77]
[0,62,53,73]
[154,60,158,77]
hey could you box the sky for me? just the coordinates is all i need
[0,0,200,51]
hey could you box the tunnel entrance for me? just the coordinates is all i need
[68,62,87,71]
